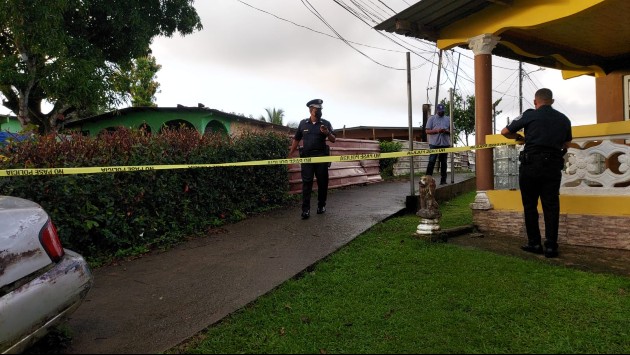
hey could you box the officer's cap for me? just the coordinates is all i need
[306,99,323,109]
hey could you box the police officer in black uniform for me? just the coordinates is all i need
[501,88,572,258]
[289,99,336,219]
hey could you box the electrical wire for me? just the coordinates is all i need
[235,0,524,112]
[235,0,405,54]
[301,0,408,69]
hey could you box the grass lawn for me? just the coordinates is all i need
[172,191,630,354]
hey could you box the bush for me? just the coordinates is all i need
[378,140,403,177]
[0,128,291,265]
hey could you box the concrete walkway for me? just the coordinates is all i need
[62,174,473,354]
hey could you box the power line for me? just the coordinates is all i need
[331,0,441,67]
[301,0,410,70]
[235,0,406,54]
[236,0,522,108]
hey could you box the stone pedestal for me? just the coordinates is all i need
[416,218,441,235]
[470,190,493,210]
[416,217,446,242]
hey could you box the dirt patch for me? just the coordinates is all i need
[446,230,630,277]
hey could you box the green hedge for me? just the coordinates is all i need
[0,128,291,265]
[378,140,403,177]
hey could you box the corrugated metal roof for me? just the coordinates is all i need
[375,0,630,75]
[375,0,500,39]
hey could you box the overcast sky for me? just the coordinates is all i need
[2,0,598,135]
[150,0,596,133]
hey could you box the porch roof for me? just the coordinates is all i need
[374,0,630,78]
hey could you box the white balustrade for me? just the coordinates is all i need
[562,135,630,195]
[494,132,630,195]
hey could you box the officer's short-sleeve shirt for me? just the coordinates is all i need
[506,105,572,153]
[294,118,333,154]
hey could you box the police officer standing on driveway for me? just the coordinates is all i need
[289,99,336,219]
[501,88,572,258]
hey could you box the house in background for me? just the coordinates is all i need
[3,106,384,194]
[334,126,424,142]
[61,105,384,193]
[0,114,21,133]
[376,0,630,250]
[0,115,33,145]
[62,105,295,137]
[334,103,433,142]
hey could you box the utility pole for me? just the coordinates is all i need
[433,50,443,112]
[492,104,497,134]
[449,88,455,184]
[519,61,523,114]
[406,52,414,196]
[406,52,417,212]
[450,51,460,184]
[453,51,461,94]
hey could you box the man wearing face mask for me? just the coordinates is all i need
[425,103,451,185]
[289,99,336,220]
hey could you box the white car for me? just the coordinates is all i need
[0,196,93,354]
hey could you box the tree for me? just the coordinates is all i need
[0,0,202,133]
[259,108,285,125]
[114,53,162,107]
[441,93,474,146]
[441,94,501,146]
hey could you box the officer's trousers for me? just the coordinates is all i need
[426,144,449,182]
[518,152,564,249]
[301,162,329,212]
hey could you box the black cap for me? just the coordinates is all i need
[306,99,323,108]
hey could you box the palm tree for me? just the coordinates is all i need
[259,108,285,125]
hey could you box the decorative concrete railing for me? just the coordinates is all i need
[562,135,630,195]
[493,121,630,196]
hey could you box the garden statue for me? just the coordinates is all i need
[416,175,442,235]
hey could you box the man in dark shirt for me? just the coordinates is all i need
[501,88,572,258]
[289,99,336,219]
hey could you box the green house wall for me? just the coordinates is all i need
[64,109,234,136]
[0,115,22,133]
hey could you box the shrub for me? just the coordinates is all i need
[0,128,291,264]
[378,140,403,177]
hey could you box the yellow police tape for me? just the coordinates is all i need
[0,142,515,177]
